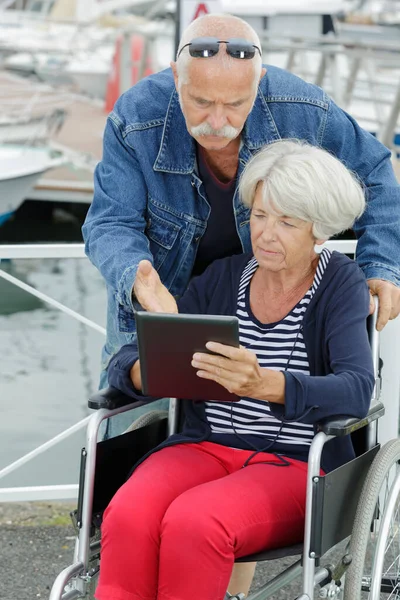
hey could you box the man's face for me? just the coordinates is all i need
[175,59,258,151]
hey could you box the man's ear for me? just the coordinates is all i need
[171,61,179,90]
[259,67,267,82]
[315,238,327,247]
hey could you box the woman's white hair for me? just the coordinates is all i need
[176,14,262,89]
[239,140,366,240]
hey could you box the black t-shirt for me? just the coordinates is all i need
[192,145,243,277]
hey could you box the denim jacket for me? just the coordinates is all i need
[82,66,400,374]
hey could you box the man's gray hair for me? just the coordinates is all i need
[239,140,366,240]
[176,14,262,88]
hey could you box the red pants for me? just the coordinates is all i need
[96,441,309,600]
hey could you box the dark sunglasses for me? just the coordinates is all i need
[177,37,262,60]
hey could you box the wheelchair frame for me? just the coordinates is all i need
[49,301,400,600]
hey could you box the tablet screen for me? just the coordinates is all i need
[136,312,240,402]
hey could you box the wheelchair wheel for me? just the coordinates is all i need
[343,439,400,600]
[123,410,169,433]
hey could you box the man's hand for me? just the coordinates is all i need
[367,279,400,331]
[191,341,285,403]
[133,260,178,313]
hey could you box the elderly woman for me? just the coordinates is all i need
[96,140,374,600]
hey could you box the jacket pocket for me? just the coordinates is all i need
[146,208,181,270]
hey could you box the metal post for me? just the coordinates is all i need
[119,30,132,96]
[378,319,400,444]
[343,54,362,108]
[379,78,400,150]
[137,35,150,82]
[175,0,181,55]
[314,53,327,87]
[365,56,383,129]
[76,409,108,570]
[327,52,343,106]
[285,47,298,72]
[302,431,331,598]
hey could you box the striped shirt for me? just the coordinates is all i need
[205,248,332,450]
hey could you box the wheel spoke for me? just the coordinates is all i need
[343,441,400,600]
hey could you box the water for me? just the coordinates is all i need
[0,200,106,486]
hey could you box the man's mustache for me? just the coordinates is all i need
[190,122,240,139]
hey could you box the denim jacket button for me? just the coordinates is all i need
[191,180,195,187]
[195,236,200,242]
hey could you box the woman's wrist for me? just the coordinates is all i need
[130,360,142,391]
[259,370,285,404]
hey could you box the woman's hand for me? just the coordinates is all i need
[130,360,142,391]
[191,342,285,403]
[133,260,178,313]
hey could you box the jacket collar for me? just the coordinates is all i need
[153,83,281,174]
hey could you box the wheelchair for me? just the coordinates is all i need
[50,301,400,600]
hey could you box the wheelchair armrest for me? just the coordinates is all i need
[316,401,385,437]
[88,386,140,410]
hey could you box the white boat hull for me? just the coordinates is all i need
[0,145,66,224]
[0,172,44,222]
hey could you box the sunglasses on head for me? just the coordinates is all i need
[177,37,262,60]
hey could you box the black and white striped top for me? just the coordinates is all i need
[205,248,332,450]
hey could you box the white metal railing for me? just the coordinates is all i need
[0,240,357,502]
[0,240,359,261]
[0,244,86,259]
[0,244,106,502]
[0,269,105,334]
[258,31,400,151]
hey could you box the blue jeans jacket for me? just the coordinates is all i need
[83,66,400,381]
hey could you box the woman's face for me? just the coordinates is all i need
[250,186,321,274]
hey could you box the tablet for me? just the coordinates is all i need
[136,311,240,402]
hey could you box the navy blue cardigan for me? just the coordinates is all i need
[108,252,375,473]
